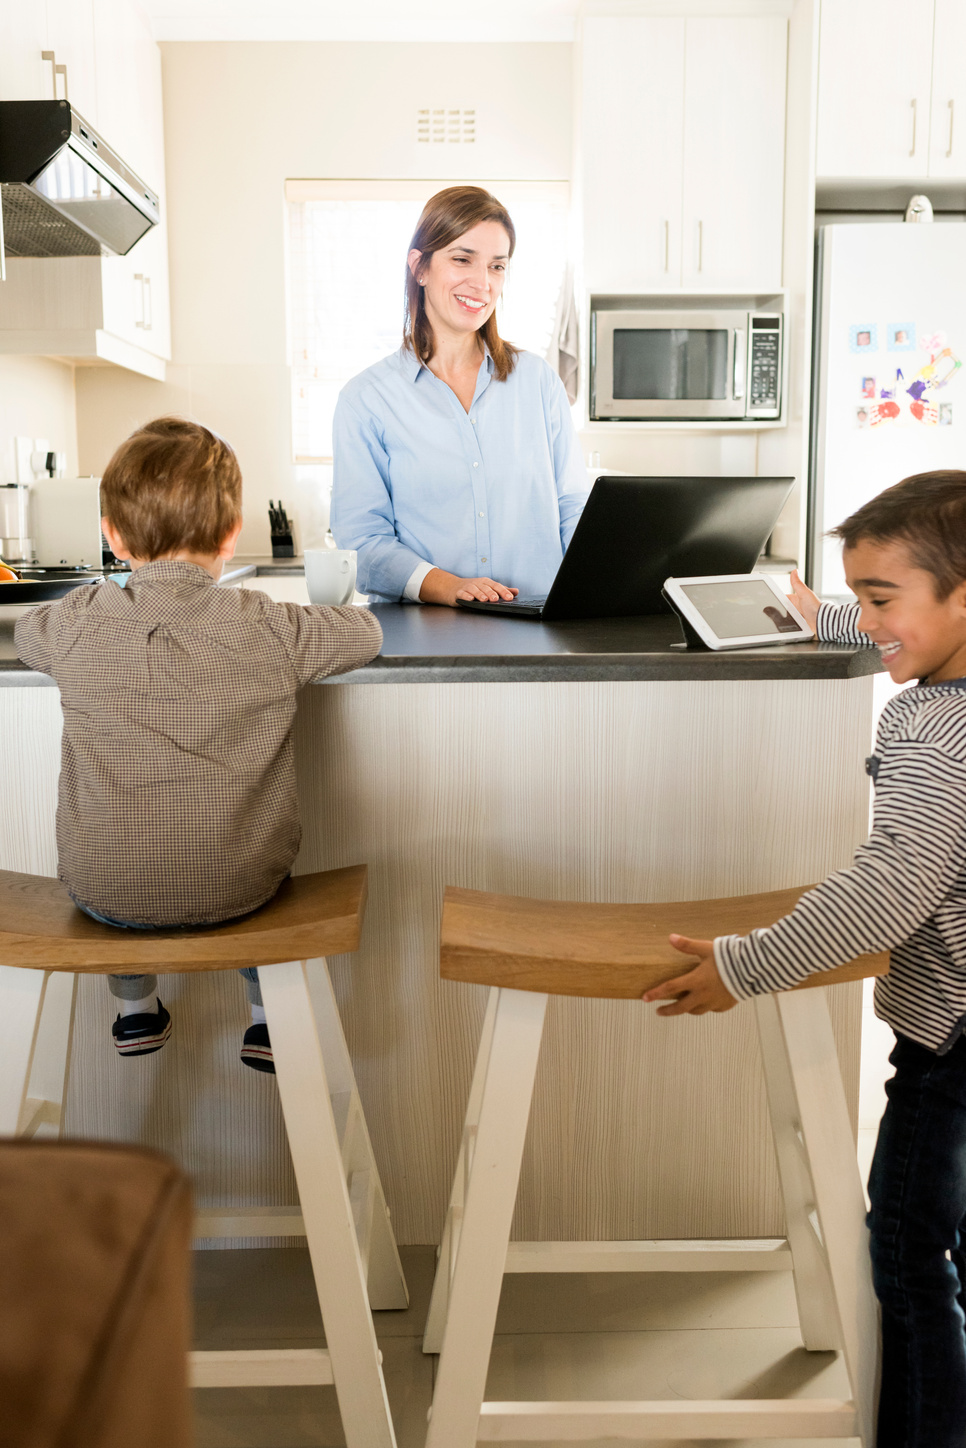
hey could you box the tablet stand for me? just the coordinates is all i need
[661,591,710,650]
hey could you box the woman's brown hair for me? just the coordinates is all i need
[100,416,242,559]
[403,186,519,382]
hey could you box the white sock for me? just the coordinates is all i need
[250,1004,266,1025]
[119,992,158,1017]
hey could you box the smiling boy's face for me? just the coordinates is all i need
[844,537,966,684]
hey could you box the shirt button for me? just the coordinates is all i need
[470,417,476,424]
[473,461,479,468]
[481,557,487,563]
[479,511,484,517]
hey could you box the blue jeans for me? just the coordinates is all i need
[73,901,261,1006]
[867,1030,966,1447]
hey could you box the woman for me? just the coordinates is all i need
[330,186,589,605]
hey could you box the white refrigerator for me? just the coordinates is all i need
[809,222,966,596]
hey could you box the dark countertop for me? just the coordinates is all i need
[0,600,880,686]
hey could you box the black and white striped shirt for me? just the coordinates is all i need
[715,600,966,1053]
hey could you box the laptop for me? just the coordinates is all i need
[456,474,795,621]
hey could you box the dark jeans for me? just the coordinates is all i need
[867,1030,966,1447]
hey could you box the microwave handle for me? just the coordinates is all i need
[733,330,746,400]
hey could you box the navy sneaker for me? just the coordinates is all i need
[241,1022,275,1074]
[111,1000,172,1057]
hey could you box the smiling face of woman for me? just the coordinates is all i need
[409,219,510,346]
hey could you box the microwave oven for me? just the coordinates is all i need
[590,307,783,421]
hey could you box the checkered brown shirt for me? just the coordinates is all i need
[15,561,382,925]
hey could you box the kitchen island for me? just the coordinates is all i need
[0,600,880,1244]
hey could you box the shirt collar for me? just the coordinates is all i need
[402,342,494,383]
[124,559,217,589]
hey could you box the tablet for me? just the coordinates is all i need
[662,572,814,650]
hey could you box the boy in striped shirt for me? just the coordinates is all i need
[644,469,966,1448]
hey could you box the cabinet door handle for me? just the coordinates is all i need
[948,100,955,159]
[143,276,152,332]
[42,51,56,98]
[663,219,669,272]
[909,98,918,156]
[55,63,68,101]
[134,273,145,328]
[696,219,703,273]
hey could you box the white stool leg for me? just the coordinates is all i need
[426,988,549,1448]
[303,956,408,1311]
[0,966,48,1136]
[423,986,500,1354]
[765,988,879,1448]
[755,992,840,1350]
[260,959,397,1448]
[23,971,77,1139]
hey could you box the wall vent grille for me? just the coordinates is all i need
[416,108,476,143]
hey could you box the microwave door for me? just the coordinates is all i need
[592,311,743,420]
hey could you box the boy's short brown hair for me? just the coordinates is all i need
[831,469,966,599]
[100,416,242,559]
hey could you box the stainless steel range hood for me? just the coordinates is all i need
[0,100,159,265]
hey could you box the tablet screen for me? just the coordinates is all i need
[679,580,802,640]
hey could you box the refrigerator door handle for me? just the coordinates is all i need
[909,98,918,157]
[733,329,746,402]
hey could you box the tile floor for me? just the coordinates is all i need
[193,1245,860,1448]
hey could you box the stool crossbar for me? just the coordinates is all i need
[0,866,408,1448]
[423,885,888,1448]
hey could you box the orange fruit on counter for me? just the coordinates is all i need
[0,564,18,582]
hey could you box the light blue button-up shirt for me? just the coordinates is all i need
[330,346,590,602]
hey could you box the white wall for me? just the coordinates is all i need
[76,41,573,556]
[0,355,78,494]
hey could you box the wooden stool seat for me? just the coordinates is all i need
[442,883,889,996]
[0,865,368,971]
[424,885,885,1448]
[0,865,407,1448]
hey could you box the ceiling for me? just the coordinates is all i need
[142,0,581,43]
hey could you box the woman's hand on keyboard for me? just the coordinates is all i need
[420,568,519,607]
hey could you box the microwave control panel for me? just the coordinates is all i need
[746,316,782,418]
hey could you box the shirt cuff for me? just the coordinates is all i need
[713,936,758,1003]
[403,560,435,603]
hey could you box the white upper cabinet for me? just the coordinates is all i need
[93,0,164,190]
[0,8,50,102]
[581,17,686,293]
[817,0,962,181]
[45,0,98,126]
[580,13,787,293]
[681,16,787,290]
[928,0,966,179]
[0,0,169,371]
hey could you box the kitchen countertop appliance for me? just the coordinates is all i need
[30,476,103,569]
[0,483,33,563]
[590,299,783,421]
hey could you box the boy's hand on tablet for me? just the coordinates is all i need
[788,568,821,633]
[642,935,738,1016]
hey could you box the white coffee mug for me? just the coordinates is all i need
[304,548,357,606]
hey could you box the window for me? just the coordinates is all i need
[285,179,571,463]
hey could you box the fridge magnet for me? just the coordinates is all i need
[855,406,871,428]
[940,403,954,425]
[861,377,876,398]
[887,323,916,352]
[849,324,878,353]
[906,347,962,401]
[910,399,939,425]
